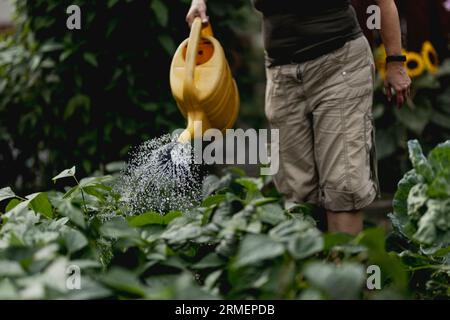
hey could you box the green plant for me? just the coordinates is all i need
[3,162,446,300]
[0,0,260,193]
[373,56,450,192]
[388,140,450,298]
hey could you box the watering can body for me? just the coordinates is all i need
[170,18,240,143]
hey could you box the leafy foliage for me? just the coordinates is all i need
[374,59,450,192]
[1,160,448,299]
[391,140,450,247]
[389,140,450,298]
[0,0,258,192]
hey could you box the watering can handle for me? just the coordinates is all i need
[183,17,213,109]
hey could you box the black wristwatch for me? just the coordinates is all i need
[386,55,407,64]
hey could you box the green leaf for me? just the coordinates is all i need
[407,184,428,219]
[408,140,434,182]
[414,199,450,246]
[100,217,140,239]
[287,228,323,260]
[0,187,16,202]
[0,279,18,299]
[100,268,146,297]
[356,228,408,290]
[64,94,90,120]
[303,262,365,300]
[202,194,226,207]
[428,172,450,198]
[375,127,397,160]
[395,100,432,136]
[430,111,450,129]
[393,170,421,216]
[355,228,386,254]
[323,233,354,250]
[234,234,284,268]
[161,220,202,245]
[63,229,88,254]
[413,73,440,90]
[428,141,450,175]
[158,35,175,55]
[57,200,86,229]
[235,177,263,192]
[5,198,21,212]
[127,211,181,227]
[107,0,120,8]
[52,166,76,182]
[0,261,25,277]
[192,253,225,269]
[4,193,41,217]
[30,192,53,218]
[151,0,169,27]
[83,53,98,67]
[40,42,63,53]
[269,219,313,243]
[256,203,286,225]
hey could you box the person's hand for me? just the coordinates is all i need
[186,0,209,27]
[384,62,411,108]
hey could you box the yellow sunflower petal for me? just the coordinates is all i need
[374,45,386,78]
[405,51,425,78]
[421,41,439,74]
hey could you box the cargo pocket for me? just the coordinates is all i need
[265,65,301,123]
[367,114,381,198]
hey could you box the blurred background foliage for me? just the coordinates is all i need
[0,0,449,203]
[0,0,264,193]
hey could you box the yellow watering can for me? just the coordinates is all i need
[170,17,240,143]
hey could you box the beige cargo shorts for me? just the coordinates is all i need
[265,36,380,212]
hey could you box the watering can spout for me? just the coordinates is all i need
[177,111,211,144]
[170,17,239,144]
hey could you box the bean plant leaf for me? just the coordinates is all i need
[99,268,146,297]
[52,166,76,182]
[63,229,88,254]
[191,253,226,269]
[30,192,53,219]
[303,262,365,300]
[234,234,284,268]
[0,187,16,202]
[5,199,21,212]
[100,217,139,239]
[57,200,86,229]
[287,228,324,260]
[127,211,181,227]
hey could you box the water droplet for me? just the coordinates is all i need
[113,134,203,216]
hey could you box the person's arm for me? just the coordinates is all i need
[376,0,411,107]
[186,0,208,26]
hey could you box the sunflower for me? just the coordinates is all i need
[405,51,425,78]
[421,41,439,74]
[374,44,386,78]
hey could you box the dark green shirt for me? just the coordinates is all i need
[252,0,362,66]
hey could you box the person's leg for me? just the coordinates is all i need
[265,63,319,207]
[304,36,380,234]
[326,210,363,235]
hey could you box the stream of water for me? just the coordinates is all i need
[114,134,203,215]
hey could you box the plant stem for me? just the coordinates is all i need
[73,176,88,213]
